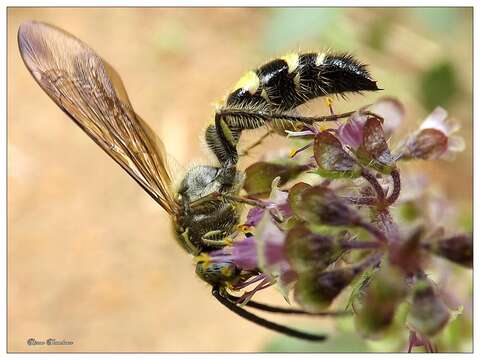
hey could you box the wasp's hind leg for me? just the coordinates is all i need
[206,110,355,166]
[239,129,274,157]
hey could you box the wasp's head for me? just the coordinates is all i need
[195,259,242,288]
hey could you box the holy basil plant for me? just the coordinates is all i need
[205,97,470,352]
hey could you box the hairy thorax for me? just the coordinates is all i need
[173,165,244,255]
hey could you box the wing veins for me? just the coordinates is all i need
[18,21,178,214]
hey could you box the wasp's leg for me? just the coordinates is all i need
[239,129,274,157]
[226,292,351,316]
[207,110,356,166]
[212,287,327,341]
[201,230,233,248]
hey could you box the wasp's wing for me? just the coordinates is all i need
[18,21,177,215]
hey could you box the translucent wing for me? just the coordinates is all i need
[18,21,178,215]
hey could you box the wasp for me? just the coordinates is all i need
[18,21,379,342]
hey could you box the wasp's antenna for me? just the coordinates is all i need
[212,287,326,341]
[226,293,351,317]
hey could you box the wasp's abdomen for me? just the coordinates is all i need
[224,52,379,112]
[206,51,380,167]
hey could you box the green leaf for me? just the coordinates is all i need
[263,329,369,352]
[262,8,343,53]
[364,15,394,51]
[419,61,458,111]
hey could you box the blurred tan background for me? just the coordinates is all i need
[8,8,472,352]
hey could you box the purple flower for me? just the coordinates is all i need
[336,111,366,150]
[244,180,292,227]
[210,179,296,299]
[209,235,259,270]
[245,207,264,227]
[400,107,465,160]
[368,97,405,137]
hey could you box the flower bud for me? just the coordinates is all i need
[294,256,375,311]
[287,182,311,215]
[389,227,423,274]
[285,224,343,272]
[407,279,450,337]
[294,267,359,311]
[292,185,362,226]
[355,265,407,338]
[429,234,472,268]
[402,128,448,160]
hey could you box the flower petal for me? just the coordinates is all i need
[336,111,367,149]
[369,97,405,136]
[447,135,466,152]
[419,107,449,134]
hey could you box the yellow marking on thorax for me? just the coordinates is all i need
[281,52,299,73]
[233,70,260,94]
[315,52,326,66]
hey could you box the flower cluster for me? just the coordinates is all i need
[210,98,471,351]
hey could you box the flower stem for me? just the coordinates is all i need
[344,196,377,206]
[339,239,382,250]
[385,169,401,206]
[361,169,386,203]
[220,193,267,208]
[354,251,383,274]
[357,220,389,243]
